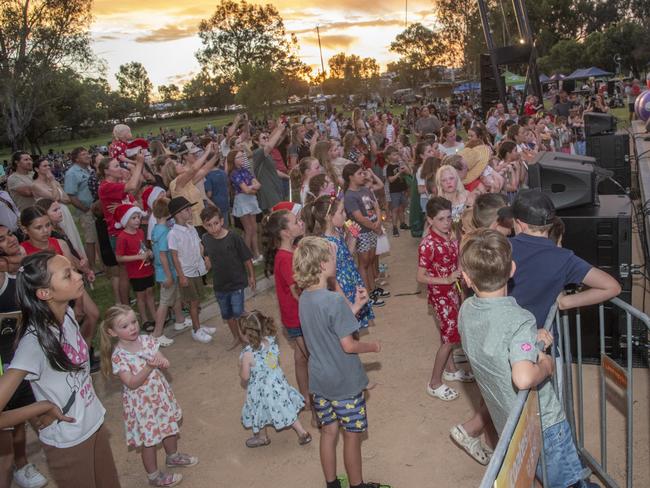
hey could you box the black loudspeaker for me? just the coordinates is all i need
[584,112,617,137]
[479,54,504,116]
[490,44,531,65]
[586,132,630,193]
[557,196,646,367]
[562,79,575,93]
[528,152,596,210]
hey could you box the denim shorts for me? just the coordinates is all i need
[215,288,245,320]
[285,326,303,339]
[389,192,407,210]
[538,419,590,488]
[313,391,368,433]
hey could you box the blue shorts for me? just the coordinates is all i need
[313,391,368,433]
[538,419,590,487]
[215,289,245,320]
[286,326,303,339]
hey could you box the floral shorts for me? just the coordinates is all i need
[313,391,368,432]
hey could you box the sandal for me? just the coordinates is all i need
[165,452,198,467]
[245,435,271,448]
[298,432,312,445]
[148,471,183,487]
[450,424,491,465]
[443,369,475,383]
[426,383,458,401]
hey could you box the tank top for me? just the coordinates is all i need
[20,238,64,256]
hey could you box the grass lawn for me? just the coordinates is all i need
[0,114,239,160]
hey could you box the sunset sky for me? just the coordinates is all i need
[91,0,438,88]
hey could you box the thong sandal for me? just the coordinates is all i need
[450,424,491,465]
[148,471,182,487]
[443,369,475,383]
[245,435,271,448]
[426,383,459,401]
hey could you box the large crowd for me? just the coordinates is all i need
[0,83,632,488]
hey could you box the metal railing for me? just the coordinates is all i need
[480,297,650,488]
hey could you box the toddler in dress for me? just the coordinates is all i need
[239,310,312,448]
[100,305,197,487]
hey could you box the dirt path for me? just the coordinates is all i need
[21,233,650,487]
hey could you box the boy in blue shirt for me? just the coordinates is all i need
[509,190,621,330]
[151,198,190,347]
[509,190,621,393]
[459,229,597,488]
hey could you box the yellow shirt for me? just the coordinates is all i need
[169,178,205,227]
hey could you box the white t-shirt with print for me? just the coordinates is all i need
[10,308,105,448]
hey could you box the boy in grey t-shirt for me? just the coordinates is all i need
[458,229,594,488]
[295,236,386,488]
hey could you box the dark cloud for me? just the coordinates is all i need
[302,34,356,50]
[94,34,121,42]
[291,18,404,35]
[135,25,197,43]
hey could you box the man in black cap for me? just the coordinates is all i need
[508,190,621,394]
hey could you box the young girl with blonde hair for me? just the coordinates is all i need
[99,304,197,487]
[239,310,311,448]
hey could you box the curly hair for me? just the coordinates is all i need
[292,236,332,289]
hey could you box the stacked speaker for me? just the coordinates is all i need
[528,149,645,366]
[583,113,630,194]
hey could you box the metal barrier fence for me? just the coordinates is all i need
[479,298,650,488]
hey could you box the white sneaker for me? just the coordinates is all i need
[252,255,264,264]
[14,463,47,488]
[174,320,192,332]
[192,329,213,344]
[200,325,217,335]
[156,335,175,347]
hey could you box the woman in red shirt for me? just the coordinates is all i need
[19,207,100,360]
[97,154,144,304]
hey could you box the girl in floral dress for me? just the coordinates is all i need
[416,197,474,403]
[302,194,375,327]
[239,310,311,448]
[100,305,197,487]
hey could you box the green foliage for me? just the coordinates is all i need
[116,62,153,115]
[325,53,380,97]
[182,71,234,110]
[235,65,284,115]
[0,0,94,150]
[538,39,585,74]
[538,21,650,77]
[158,84,181,103]
[389,23,447,86]
[196,0,307,85]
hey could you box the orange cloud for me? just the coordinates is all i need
[135,24,198,43]
[291,18,405,35]
[302,34,356,50]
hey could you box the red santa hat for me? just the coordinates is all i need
[271,201,302,215]
[141,186,165,213]
[113,204,144,229]
[125,138,150,158]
